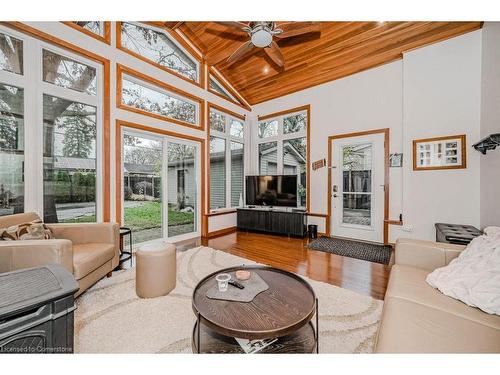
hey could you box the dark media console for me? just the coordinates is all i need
[236,207,307,237]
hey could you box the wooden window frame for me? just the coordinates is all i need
[116,63,205,131]
[2,21,111,222]
[208,67,251,111]
[61,22,111,45]
[115,119,207,236]
[207,102,246,215]
[116,21,205,89]
[257,105,311,212]
[412,134,467,171]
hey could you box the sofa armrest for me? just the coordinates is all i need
[395,238,466,271]
[0,239,73,274]
[46,222,119,246]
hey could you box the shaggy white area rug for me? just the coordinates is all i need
[75,246,383,353]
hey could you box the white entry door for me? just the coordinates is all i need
[330,133,385,243]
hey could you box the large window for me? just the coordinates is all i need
[119,22,199,83]
[118,66,201,128]
[63,22,111,44]
[0,84,24,216]
[69,22,105,37]
[256,108,308,208]
[0,26,102,221]
[209,106,245,211]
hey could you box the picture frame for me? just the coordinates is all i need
[389,153,403,167]
[412,134,466,171]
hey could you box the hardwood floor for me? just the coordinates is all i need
[177,231,392,300]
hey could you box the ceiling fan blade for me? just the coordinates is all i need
[225,41,255,67]
[264,41,284,68]
[164,22,184,30]
[214,21,250,33]
[275,22,321,38]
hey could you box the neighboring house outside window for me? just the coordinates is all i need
[256,109,308,208]
[209,106,245,211]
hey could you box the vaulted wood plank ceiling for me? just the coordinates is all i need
[177,22,482,105]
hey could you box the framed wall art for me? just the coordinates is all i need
[413,134,466,170]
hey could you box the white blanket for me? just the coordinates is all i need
[426,226,500,315]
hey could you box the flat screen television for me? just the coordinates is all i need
[245,175,298,207]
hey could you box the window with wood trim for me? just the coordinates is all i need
[70,22,105,37]
[0,26,103,222]
[256,109,308,208]
[209,106,245,211]
[119,22,199,83]
[209,76,237,102]
[120,72,199,126]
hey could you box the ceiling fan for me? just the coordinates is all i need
[164,21,321,68]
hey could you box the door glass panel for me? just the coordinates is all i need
[0,84,24,216]
[342,194,371,226]
[342,143,372,226]
[258,141,277,175]
[123,132,163,244]
[167,141,196,237]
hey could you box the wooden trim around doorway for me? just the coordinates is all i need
[326,128,390,244]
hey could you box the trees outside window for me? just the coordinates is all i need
[0,26,102,222]
[121,74,198,125]
[120,22,198,82]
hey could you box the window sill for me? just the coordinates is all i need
[206,209,238,217]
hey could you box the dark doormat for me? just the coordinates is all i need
[308,237,392,265]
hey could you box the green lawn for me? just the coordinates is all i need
[60,201,194,231]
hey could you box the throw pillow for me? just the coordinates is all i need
[0,219,54,241]
[426,226,500,315]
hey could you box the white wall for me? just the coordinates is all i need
[480,22,500,228]
[391,30,483,240]
[253,30,485,241]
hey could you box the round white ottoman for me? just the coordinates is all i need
[135,241,177,298]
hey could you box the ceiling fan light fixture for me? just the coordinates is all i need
[251,29,273,48]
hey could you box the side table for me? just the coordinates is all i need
[119,227,133,268]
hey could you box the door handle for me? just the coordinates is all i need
[333,194,338,198]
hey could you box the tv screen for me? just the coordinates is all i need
[245,175,298,207]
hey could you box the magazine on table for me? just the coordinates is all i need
[234,337,278,354]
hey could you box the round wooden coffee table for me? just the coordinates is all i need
[191,266,318,354]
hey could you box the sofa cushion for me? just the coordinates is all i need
[387,265,500,330]
[0,220,54,241]
[375,296,500,353]
[73,243,115,280]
